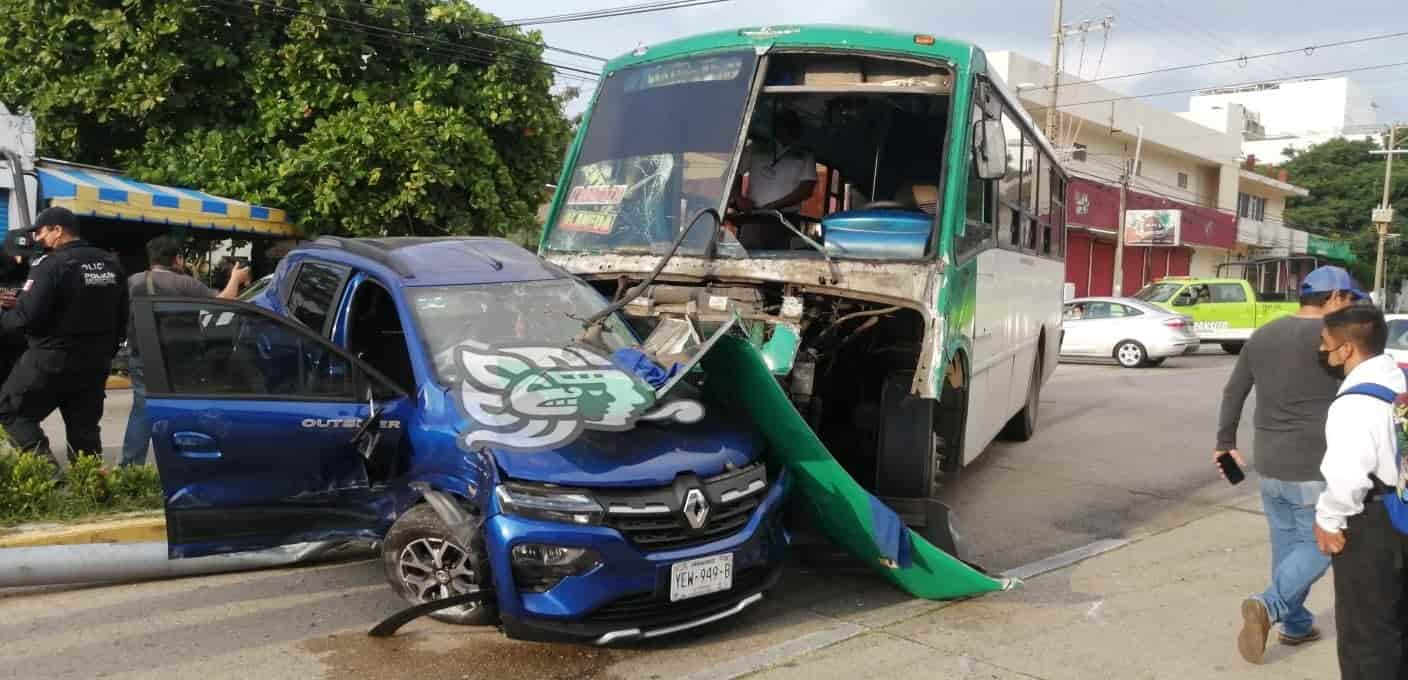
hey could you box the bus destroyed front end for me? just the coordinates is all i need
[538,42,1013,598]
[550,266,1012,600]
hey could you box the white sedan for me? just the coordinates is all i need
[1061,297,1200,368]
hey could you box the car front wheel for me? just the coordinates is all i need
[382,504,496,626]
[1114,341,1147,368]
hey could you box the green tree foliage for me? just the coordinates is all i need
[0,0,575,237]
[1282,136,1408,284]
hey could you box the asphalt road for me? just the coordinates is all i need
[2,350,1257,680]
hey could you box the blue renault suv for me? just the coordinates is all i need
[129,236,789,643]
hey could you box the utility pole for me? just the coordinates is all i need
[1112,126,1144,297]
[1370,124,1406,303]
[1044,0,1064,143]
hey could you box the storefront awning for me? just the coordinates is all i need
[37,161,300,238]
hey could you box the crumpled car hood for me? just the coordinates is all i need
[489,407,763,487]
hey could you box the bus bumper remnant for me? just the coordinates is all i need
[700,334,1014,599]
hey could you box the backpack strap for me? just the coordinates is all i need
[1339,383,1399,404]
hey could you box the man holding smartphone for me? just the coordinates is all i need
[118,236,250,467]
[1215,266,1361,663]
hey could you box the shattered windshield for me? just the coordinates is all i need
[410,279,635,383]
[544,52,757,256]
[1134,283,1183,303]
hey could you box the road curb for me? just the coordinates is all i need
[0,515,164,548]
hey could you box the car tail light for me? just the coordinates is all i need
[1163,318,1187,328]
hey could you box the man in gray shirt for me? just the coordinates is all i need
[1218,265,1362,663]
[119,236,249,467]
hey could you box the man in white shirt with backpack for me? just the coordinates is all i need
[1314,304,1408,680]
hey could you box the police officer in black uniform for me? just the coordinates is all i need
[0,207,129,469]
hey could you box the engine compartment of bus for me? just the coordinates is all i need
[549,50,968,542]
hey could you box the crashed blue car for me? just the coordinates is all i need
[130,236,790,643]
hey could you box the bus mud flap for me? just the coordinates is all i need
[699,334,1015,599]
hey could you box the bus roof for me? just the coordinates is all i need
[603,25,978,73]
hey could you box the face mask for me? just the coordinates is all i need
[1318,346,1346,380]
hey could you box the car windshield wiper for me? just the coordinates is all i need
[577,208,721,335]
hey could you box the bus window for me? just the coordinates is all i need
[1027,149,1042,251]
[959,158,994,260]
[999,109,1022,247]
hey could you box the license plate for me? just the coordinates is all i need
[669,553,733,602]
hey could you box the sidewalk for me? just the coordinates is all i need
[721,498,1338,680]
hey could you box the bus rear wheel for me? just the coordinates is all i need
[999,351,1041,442]
[1221,343,1243,355]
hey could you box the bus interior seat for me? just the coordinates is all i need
[898,182,939,214]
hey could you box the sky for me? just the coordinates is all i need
[473,0,1408,125]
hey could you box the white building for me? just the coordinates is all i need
[1189,77,1381,162]
[989,52,1331,297]
[0,104,39,233]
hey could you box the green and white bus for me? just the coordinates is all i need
[540,25,1066,524]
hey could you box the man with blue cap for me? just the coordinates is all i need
[1218,264,1364,663]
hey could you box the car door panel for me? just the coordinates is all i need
[133,296,409,559]
[1060,318,1093,355]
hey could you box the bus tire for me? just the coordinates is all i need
[1221,343,1243,355]
[999,351,1041,442]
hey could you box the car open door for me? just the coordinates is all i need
[131,297,411,558]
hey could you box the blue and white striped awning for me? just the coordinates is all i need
[37,161,300,238]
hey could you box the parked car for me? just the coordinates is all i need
[128,236,789,644]
[1061,297,1198,368]
[1133,277,1298,354]
[1387,314,1408,367]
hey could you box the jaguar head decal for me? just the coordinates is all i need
[456,343,704,453]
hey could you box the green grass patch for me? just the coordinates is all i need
[0,451,162,526]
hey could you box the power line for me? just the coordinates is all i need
[341,0,606,62]
[209,4,601,84]
[1141,0,1297,82]
[1028,28,1408,91]
[1048,60,1408,110]
[218,0,600,80]
[486,0,734,29]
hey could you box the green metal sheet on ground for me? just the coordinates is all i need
[700,335,1012,600]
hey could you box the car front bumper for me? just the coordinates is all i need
[484,467,791,644]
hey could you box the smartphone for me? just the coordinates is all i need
[1216,452,1245,485]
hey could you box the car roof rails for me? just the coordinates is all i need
[307,236,417,279]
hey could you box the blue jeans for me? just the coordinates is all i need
[119,355,149,467]
[1256,477,1332,637]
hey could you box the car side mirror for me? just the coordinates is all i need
[973,119,1007,181]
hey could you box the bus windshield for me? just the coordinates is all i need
[545,52,757,256]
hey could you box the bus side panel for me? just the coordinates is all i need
[964,249,1013,465]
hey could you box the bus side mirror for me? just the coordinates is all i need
[1173,293,1193,306]
[973,119,1007,181]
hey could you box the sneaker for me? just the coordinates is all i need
[1278,627,1321,646]
[1238,598,1272,663]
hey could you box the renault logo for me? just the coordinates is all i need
[682,488,710,530]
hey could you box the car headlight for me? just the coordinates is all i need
[510,544,602,592]
[495,483,604,525]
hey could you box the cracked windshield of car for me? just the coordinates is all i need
[544,51,757,255]
[411,279,635,382]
